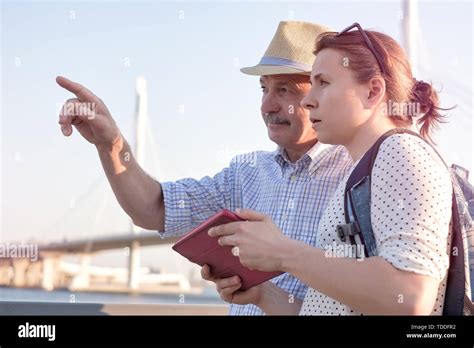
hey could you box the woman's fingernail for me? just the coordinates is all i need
[208,228,213,235]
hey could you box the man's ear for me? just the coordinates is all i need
[366,77,386,107]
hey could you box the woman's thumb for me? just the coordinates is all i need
[234,208,268,222]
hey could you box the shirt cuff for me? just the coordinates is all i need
[159,181,193,239]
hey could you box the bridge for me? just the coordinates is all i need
[0,77,193,295]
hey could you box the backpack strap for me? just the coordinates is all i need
[338,128,420,258]
[443,194,467,315]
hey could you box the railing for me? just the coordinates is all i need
[0,301,228,315]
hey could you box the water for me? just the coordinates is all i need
[0,287,224,305]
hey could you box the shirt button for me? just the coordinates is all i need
[290,175,297,181]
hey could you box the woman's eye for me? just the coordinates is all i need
[279,87,288,93]
[260,86,266,92]
[320,80,328,86]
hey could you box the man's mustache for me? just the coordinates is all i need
[264,113,291,125]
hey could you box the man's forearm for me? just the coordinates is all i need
[96,135,165,230]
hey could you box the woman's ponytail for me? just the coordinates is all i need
[411,79,451,143]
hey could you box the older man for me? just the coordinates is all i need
[56,21,352,315]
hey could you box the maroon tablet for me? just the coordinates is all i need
[172,209,283,291]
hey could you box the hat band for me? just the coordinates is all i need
[258,56,312,71]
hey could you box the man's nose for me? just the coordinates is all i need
[261,94,281,114]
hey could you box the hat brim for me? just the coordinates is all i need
[240,65,311,76]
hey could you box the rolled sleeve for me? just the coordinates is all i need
[371,135,452,281]
[160,181,193,238]
[159,164,238,238]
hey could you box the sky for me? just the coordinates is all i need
[1,0,473,271]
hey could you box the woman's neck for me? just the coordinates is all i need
[344,118,397,162]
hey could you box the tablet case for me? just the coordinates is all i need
[172,209,283,291]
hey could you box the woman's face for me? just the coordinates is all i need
[301,48,373,146]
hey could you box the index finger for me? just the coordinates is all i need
[208,221,242,237]
[56,76,100,103]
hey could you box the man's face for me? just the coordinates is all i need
[260,74,316,149]
[301,48,370,146]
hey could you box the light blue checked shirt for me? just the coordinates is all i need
[159,142,353,315]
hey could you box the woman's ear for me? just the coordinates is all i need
[366,77,386,107]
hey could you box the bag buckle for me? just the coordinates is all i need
[336,222,360,242]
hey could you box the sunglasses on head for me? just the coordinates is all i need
[336,22,386,76]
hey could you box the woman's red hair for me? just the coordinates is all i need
[314,30,452,142]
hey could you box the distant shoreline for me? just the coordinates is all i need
[0,286,224,305]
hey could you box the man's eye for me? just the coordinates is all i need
[279,87,288,93]
[260,86,266,92]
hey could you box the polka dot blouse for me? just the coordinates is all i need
[300,133,453,315]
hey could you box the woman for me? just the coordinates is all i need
[203,23,453,315]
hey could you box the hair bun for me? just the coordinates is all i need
[412,79,434,114]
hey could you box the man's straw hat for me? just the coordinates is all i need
[241,21,333,76]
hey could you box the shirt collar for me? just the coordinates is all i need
[273,141,333,170]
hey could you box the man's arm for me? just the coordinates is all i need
[56,76,165,231]
[96,135,165,231]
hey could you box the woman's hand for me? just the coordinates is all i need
[208,209,295,272]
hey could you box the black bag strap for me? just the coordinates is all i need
[342,128,441,245]
[344,128,427,198]
[341,129,421,255]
